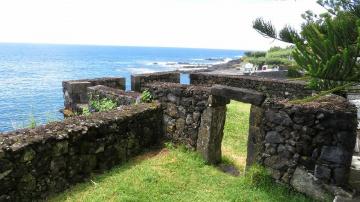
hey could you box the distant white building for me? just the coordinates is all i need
[236,63,256,73]
[237,62,280,74]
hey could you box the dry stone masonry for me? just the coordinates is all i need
[63,77,126,112]
[0,103,162,201]
[88,85,140,106]
[142,82,229,164]
[190,72,313,99]
[247,95,358,200]
[131,71,180,92]
[0,71,358,201]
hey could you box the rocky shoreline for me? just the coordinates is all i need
[177,58,243,73]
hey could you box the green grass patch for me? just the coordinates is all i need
[50,101,313,202]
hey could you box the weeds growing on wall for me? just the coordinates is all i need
[89,97,117,112]
[81,106,91,116]
[28,114,37,129]
[140,90,153,103]
[78,97,118,116]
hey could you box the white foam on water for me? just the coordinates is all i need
[124,67,157,74]
[177,67,208,72]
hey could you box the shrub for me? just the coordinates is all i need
[287,66,303,78]
[141,90,153,103]
[253,1,360,91]
[244,51,266,58]
[82,106,91,116]
[90,98,117,112]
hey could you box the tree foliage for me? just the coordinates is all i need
[243,47,295,68]
[252,0,360,91]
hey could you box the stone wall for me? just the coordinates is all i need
[190,73,313,99]
[63,77,125,112]
[252,70,288,79]
[347,92,360,153]
[88,85,140,106]
[142,82,229,164]
[131,71,180,92]
[247,95,358,200]
[0,103,163,201]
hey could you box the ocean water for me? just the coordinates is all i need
[0,43,243,132]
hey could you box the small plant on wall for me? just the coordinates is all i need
[89,97,117,112]
[140,90,153,103]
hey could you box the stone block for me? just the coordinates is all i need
[265,131,283,144]
[319,146,352,166]
[290,167,332,201]
[265,110,293,126]
[333,167,349,185]
[131,71,180,92]
[197,106,227,164]
[314,164,331,182]
[263,155,288,170]
[207,95,229,107]
[210,85,266,106]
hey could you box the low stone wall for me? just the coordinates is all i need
[143,82,228,164]
[252,70,288,79]
[0,103,163,201]
[88,85,140,106]
[190,73,313,99]
[63,77,125,112]
[247,95,358,200]
[131,71,180,92]
[142,82,210,148]
[53,72,359,200]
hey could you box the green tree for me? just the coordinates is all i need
[253,0,360,91]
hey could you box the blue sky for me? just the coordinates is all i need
[0,0,324,50]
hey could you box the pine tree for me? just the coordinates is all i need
[252,0,360,91]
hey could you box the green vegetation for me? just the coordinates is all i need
[81,106,91,116]
[253,0,360,91]
[89,97,117,112]
[222,101,250,170]
[140,90,153,103]
[50,101,312,202]
[79,97,118,116]
[28,114,37,129]
[287,66,303,78]
[243,46,297,69]
[11,112,60,130]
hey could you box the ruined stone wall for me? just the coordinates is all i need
[0,103,163,201]
[63,77,125,112]
[190,73,313,99]
[88,85,140,106]
[142,82,228,164]
[142,82,210,148]
[247,95,358,200]
[131,71,180,92]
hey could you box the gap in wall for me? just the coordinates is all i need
[220,100,251,175]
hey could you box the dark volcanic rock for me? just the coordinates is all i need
[265,131,283,144]
[210,85,265,106]
[314,165,331,181]
[319,146,352,166]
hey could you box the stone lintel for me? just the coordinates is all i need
[210,85,266,106]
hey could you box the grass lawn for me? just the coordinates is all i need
[50,101,313,202]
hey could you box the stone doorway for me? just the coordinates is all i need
[220,100,251,173]
[207,85,266,167]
